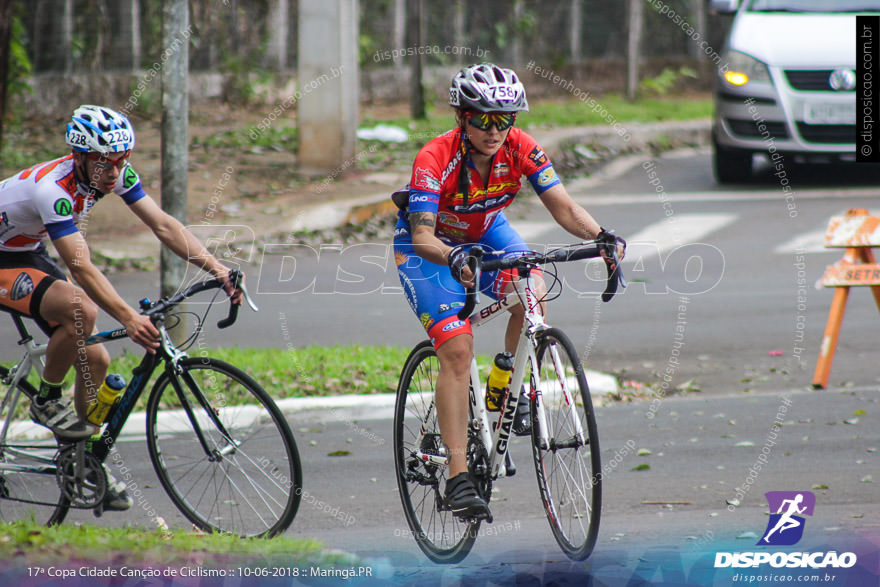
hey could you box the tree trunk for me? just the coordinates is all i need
[266,0,288,70]
[511,0,523,67]
[160,0,189,311]
[689,0,708,61]
[408,0,425,119]
[0,0,13,156]
[569,0,581,64]
[115,0,142,71]
[453,0,465,64]
[393,0,405,68]
[62,0,73,73]
[626,0,644,101]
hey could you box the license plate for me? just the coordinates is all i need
[804,102,856,124]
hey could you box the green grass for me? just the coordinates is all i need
[360,95,711,137]
[354,94,711,170]
[3,344,496,419]
[107,344,413,399]
[0,519,331,567]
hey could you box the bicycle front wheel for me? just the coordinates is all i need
[0,366,69,525]
[146,358,301,537]
[393,341,479,564]
[530,328,601,560]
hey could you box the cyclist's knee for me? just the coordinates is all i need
[85,344,110,371]
[42,282,98,333]
[437,335,473,377]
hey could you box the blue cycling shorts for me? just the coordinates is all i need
[393,212,535,349]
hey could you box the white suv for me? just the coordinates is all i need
[711,0,871,183]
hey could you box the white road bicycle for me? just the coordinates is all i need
[393,236,625,563]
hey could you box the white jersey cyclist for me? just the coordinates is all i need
[0,155,146,252]
[0,104,241,451]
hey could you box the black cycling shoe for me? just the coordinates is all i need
[444,472,491,520]
[512,392,532,437]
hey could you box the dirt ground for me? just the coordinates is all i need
[76,101,413,263]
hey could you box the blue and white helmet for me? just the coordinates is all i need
[449,63,529,113]
[65,105,135,154]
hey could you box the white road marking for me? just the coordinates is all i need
[625,213,738,258]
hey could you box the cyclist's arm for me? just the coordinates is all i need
[409,211,450,265]
[409,211,476,285]
[52,232,159,350]
[127,196,242,302]
[537,184,602,241]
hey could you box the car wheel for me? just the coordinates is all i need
[713,136,753,184]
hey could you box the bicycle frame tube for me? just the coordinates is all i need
[0,336,47,446]
[465,271,552,479]
[88,351,160,462]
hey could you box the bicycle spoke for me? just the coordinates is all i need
[394,342,479,563]
[0,367,69,525]
[531,329,601,560]
[147,359,300,537]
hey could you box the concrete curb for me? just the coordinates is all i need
[9,369,617,440]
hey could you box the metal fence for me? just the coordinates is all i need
[18,0,728,74]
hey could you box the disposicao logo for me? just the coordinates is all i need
[714,491,857,570]
[759,490,815,546]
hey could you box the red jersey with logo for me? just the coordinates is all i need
[403,127,561,243]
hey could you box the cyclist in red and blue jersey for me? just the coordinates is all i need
[394,63,625,520]
[0,106,241,510]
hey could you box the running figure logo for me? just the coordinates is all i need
[759,491,816,546]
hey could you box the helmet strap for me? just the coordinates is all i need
[457,125,471,207]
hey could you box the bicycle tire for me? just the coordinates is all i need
[530,328,601,560]
[145,358,301,538]
[393,341,480,564]
[0,366,69,525]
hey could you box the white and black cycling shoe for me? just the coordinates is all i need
[93,465,133,511]
[444,472,491,521]
[30,397,93,441]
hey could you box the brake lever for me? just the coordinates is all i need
[239,280,259,312]
[601,249,627,302]
[217,270,257,329]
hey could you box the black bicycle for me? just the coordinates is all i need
[0,271,301,538]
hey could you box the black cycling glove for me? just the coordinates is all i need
[597,227,626,255]
[447,245,471,285]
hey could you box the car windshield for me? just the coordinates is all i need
[747,0,880,12]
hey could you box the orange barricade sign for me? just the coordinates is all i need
[813,209,880,389]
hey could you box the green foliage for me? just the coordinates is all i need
[358,32,378,68]
[8,16,33,102]
[221,56,271,106]
[639,66,699,98]
[192,124,299,152]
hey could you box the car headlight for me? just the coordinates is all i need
[722,50,772,86]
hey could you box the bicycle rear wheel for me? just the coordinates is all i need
[393,341,480,564]
[530,328,601,560]
[0,366,69,525]
[146,358,301,537]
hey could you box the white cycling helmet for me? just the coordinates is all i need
[65,105,136,154]
[449,63,529,113]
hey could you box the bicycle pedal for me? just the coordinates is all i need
[504,452,516,477]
